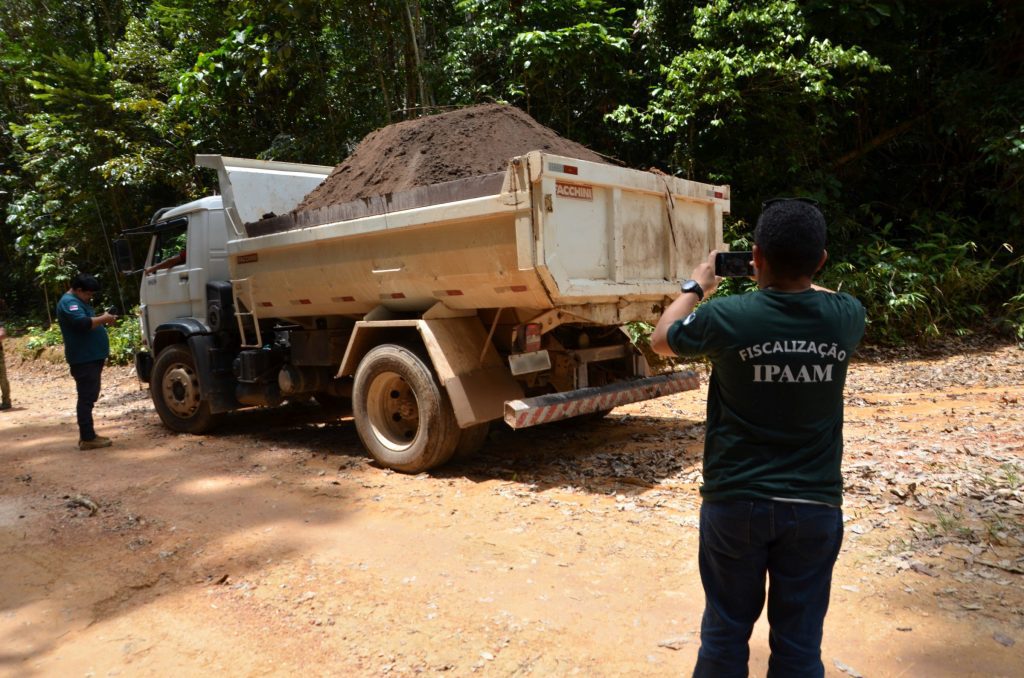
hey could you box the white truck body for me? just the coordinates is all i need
[124,152,728,472]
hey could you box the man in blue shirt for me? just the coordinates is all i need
[56,273,119,449]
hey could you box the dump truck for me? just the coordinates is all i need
[116,152,730,472]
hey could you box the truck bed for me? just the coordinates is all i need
[223,152,729,326]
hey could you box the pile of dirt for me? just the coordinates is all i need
[296,103,608,211]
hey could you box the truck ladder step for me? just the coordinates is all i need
[231,277,263,348]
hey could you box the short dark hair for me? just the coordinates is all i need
[70,273,101,292]
[754,200,827,279]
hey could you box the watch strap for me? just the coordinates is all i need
[681,279,704,301]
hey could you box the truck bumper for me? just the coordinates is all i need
[503,370,700,429]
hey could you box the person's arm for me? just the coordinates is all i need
[650,251,721,356]
[90,313,117,329]
[144,260,166,275]
[145,250,186,275]
[60,299,116,332]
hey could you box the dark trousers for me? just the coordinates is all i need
[693,499,844,678]
[70,359,104,441]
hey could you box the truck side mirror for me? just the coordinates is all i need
[113,239,135,274]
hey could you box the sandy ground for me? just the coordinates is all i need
[1,341,1022,677]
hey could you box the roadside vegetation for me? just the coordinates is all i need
[21,311,141,366]
[1,1,1021,346]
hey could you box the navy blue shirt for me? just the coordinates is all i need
[56,292,110,365]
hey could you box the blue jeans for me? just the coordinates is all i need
[70,359,104,441]
[693,499,843,678]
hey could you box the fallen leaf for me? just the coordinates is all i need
[993,632,1015,647]
[657,635,692,650]
[833,659,863,677]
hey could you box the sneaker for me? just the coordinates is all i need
[0,402,10,411]
[79,436,113,450]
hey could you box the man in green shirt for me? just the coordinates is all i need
[56,273,119,449]
[651,199,865,677]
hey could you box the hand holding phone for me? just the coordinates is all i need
[715,251,754,278]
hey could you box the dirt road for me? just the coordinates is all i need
[1,342,1022,677]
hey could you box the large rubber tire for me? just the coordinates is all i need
[150,344,223,434]
[352,344,461,473]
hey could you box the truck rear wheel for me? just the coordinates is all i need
[151,344,222,434]
[352,344,460,473]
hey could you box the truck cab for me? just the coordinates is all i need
[139,197,230,344]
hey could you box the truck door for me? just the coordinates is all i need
[143,218,194,330]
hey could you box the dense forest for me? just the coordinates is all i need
[1,0,1021,344]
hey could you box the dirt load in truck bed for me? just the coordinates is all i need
[296,103,609,211]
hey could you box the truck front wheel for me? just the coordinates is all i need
[352,344,460,473]
[151,344,222,434]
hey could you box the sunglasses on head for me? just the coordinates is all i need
[761,197,820,209]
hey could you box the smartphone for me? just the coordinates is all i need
[715,251,754,278]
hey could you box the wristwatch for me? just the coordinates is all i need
[680,279,704,301]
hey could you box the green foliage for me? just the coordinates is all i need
[611,0,887,192]
[624,320,654,347]
[168,0,455,163]
[7,51,119,286]
[24,309,142,366]
[446,0,637,147]
[107,309,143,365]
[0,0,1021,348]
[1005,291,1024,341]
[24,322,65,353]
[823,225,1022,345]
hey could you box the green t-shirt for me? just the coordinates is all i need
[667,289,865,506]
[56,291,110,365]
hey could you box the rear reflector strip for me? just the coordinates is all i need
[504,371,700,429]
[549,162,579,175]
[331,296,356,302]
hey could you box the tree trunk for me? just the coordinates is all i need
[404,0,428,110]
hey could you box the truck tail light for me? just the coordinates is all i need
[516,323,541,353]
[525,324,541,352]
